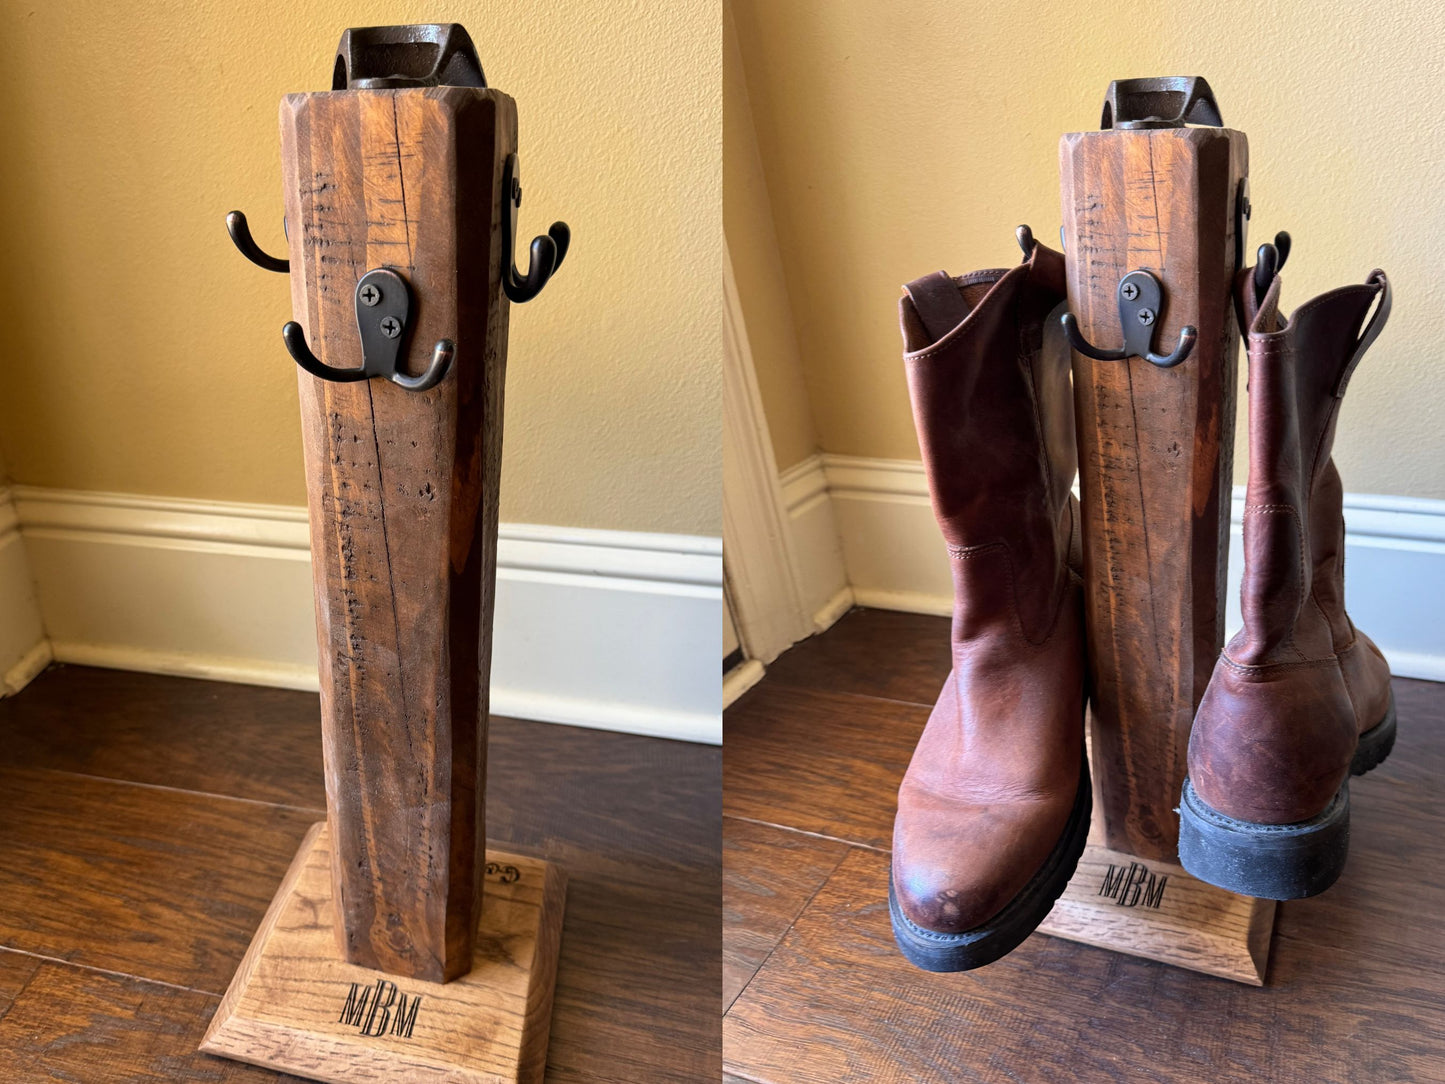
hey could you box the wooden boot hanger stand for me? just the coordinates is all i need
[1028,76,1277,984]
[206,23,570,1081]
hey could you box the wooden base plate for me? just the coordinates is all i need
[1037,842,1274,984]
[201,822,565,1083]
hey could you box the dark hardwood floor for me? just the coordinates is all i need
[0,664,720,1083]
[724,608,1445,1084]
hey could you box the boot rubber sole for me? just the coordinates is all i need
[888,756,1091,972]
[1351,690,1397,776]
[1178,692,1394,900]
[1177,777,1349,900]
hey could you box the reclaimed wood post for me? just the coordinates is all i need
[1036,79,1274,985]
[1060,78,1246,862]
[206,25,568,1080]
[282,81,512,985]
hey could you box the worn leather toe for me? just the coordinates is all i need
[892,780,1077,933]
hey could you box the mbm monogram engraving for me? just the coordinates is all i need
[1099,862,1167,909]
[338,979,422,1038]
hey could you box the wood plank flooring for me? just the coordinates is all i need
[724,607,1445,1084]
[0,664,720,1083]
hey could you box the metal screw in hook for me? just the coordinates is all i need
[359,284,381,307]
[1061,268,1196,369]
[283,268,453,392]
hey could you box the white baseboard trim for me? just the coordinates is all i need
[812,585,855,634]
[778,454,853,633]
[723,657,766,709]
[2,640,53,698]
[849,587,949,618]
[1223,489,1445,683]
[9,486,722,744]
[0,487,48,695]
[46,640,321,692]
[805,454,1445,683]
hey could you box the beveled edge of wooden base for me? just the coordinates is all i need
[1036,842,1275,985]
[201,821,566,1084]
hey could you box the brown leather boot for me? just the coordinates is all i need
[1178,260,1391,900]
[1238,254,1395,776]
[1311,431,1397,778]
[889,237,1089,971]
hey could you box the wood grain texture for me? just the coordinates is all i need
[0,963,294,1084]
[0,666,719,1082]
[0,951,42,1024]
[1061,126,1248,860]
[545,871,721,1084]
[490,724,723,1082]
[203,823,564,1084]
[281,86,516,983]
[0,767,318,994]
[724,682,927,848]
[725,832,1445,1084]
[760,608,950,706]
[723,819,848,1010]
[1035,842,1273,984]
[488,717,720,876]
[0,663,325,808]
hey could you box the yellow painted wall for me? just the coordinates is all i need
[0,0,720,536]
[723,6,817,471]
[730,0,1445,498]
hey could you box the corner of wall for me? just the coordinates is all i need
[724,7,820,474]
[0,485,51,696]
[777,454,851,633]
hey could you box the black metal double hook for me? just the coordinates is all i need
[501,154,569,303]
[226,212,453,392]
[1062,271,1196,369]
[228,157,568,387]
[1019,217,1293,369]
[1015,223,1195,368]
[287,270,454,392]
[1249,231,1292,308]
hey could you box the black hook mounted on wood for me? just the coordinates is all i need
[227,22,566,390]
[1018,223,1069,258]
[226,214,453,392]
[226,211,289,273]
[1062,270,1197,369]
[1016,225,1035,260]
[502,154,569,303]
[285,270,455,392]
[1250,231,1292,308]
[331,26,570,302]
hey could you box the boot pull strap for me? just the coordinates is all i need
[1335,270,1390,398]
[903,271,972,344]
